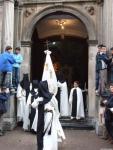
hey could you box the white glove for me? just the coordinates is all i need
[31,97,43,108]
[109,108,113,113]
[57,81,62,87]
[31,100,39,109]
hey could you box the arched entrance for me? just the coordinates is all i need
[31,12,88,91]
[21,6,97,118]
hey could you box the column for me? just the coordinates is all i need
[1,0,14,51]
[2,0,15,130]
[3,95,16,130]
[0,1,3,52]
[88,41,98,118]
[14,0,19,47]
[97,3,103,44]
[21,41,31,80]
[102,0,113,49]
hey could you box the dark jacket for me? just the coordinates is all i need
[106,94,113,108]
[0,92,10,102]
[96,53,111,71]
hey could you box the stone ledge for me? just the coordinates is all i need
[60,117,95,130]
[19,0,97,6]
[3,117,17,131]
[95,121,105,136]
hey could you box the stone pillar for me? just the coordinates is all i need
[14,1,19,47]
[1,0,14,51]
[21,41,31,80]
[102,0,113,49]
[3,95,16,130]
[97,3,103,44]
[0,1,3,52]
[88,41,98,118]
[1,0,16,130]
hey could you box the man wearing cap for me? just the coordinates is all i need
[12,47,23,89]
[0,46,16,88]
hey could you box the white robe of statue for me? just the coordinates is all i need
[69,87,85,119]
[32,95,65,150]
[42,50,58,96]
[57,81,69,116]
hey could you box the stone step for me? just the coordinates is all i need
[60,117,95,130]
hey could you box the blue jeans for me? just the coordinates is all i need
[12,67,20,88]
[96,71,99,90]
[0,72,12,88]
[110,68,113,83]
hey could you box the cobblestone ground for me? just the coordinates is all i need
[0,128,113,150]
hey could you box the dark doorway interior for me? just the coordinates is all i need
[31,28,88,90]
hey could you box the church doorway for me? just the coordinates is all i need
[31,12,88,91]
[31,12,88,116]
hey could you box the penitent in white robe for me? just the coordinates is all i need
[69,87,85,119]
[27,89,38,132]
[17,84,32,130]
[32,95,65,150]
[57,81,69,116]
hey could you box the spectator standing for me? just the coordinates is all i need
[109,47,113,82]
[95,44,102,94]
[104,83,113,143]
[97,45,110,95]
[12,47,23,89]
[0,46,16,89]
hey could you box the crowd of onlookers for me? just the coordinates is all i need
[0,43,113,145]
[0,45,23,135]
[0,45,23,91]
[96,44,113,143]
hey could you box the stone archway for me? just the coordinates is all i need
[22,5,96,41]
[21,5,97,119]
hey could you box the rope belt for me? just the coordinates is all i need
[43,110,53,136]
[44,109,53,113]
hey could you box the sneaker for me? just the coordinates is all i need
[10,88,16,95]
[70,116,74,120]
[95,90,100,96]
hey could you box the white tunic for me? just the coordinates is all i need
[69,87,85,119]
[17,84,32,130]
[57,81,69,116]
[32,96,65,150]
[27,89,38,132]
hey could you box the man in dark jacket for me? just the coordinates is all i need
[104,83,113,141]
[0,46,16,88]
[96,44,102,94]
[96,45,111,95]
[109,47,113,82]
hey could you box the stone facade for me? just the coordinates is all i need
[0,0,113,129]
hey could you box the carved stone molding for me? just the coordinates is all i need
[21,41,32,47]
[85,6,95,16]
[96,0,104,4]
[88,40,98,46]
[24,7,36,17]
